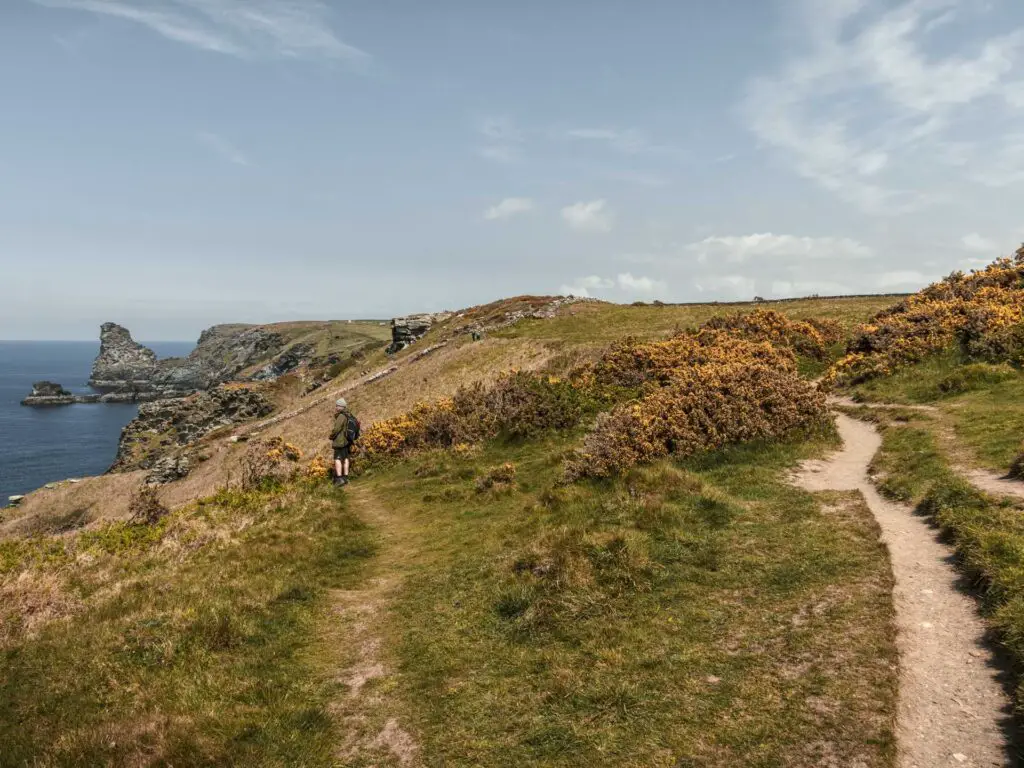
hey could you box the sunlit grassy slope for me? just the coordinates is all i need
[0,294,906,766]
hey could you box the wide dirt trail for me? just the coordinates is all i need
[795,413,1015,768]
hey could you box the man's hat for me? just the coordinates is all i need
[335,398,347,408]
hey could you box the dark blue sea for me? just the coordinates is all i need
[0,341,193,502]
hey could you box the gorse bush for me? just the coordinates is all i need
[360,311,830,475]
[360,371,604,461]
[828,249,1024,385]
[239,437,303,490]
[563,335,827,480]
[699,309,842,360]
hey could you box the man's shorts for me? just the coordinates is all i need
[333,446,352,460]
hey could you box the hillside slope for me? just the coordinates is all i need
[0,293,920,767]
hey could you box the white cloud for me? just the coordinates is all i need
[693,274,756,300]
[961,233,997,253]
[561,199,613,233]
[877,270,932,289]
[559,273,665,299]
[559,275,614,298]
[687,233,873,263]
[483,197,534,220]
[616,273,667,296]
[744,0,1024,213]
[31,0,368,61]
[197,131,249,166]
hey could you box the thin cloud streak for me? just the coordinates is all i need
[31,0,369,61]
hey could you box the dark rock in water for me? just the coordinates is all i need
[111,387,275,472]
[145,455,191,485]
[21,381,79,406]
[251,343,316,381]
[386,313,451,355]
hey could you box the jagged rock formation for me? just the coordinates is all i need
[89,323,159,390]
[111,387,274,472]
[20,381,80,406]
[387,313,451,354]
[87,322,287,398]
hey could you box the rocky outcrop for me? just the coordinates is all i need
[86,322,287,398]
[111,387,274,472]
[387,313,451,355]
[89,323,159,390]
[21,381,79,406]
[19,379,175,406]
[145,455,192,486]
[251,342,315,381]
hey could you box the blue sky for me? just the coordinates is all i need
[4,0,1024,339]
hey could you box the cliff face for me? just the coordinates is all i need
[87,322,287,397]
[111,387,275,477]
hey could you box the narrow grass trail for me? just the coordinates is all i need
[327,485,422,767]
[795,413,1014,767]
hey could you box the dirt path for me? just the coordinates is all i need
[328,486,421,767]
[830,396,1024,502]
[794,413,1014,768]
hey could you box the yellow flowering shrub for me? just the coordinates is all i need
[563,341,827,480]
[240,436,304,490]
[828,250,1024,385]
[303,455,332,480]
[699,309,842,359]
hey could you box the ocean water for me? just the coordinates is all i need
[0,340,193,502]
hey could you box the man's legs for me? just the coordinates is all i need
[342,458,350,478]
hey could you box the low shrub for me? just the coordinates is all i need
[360,372,603,462]
[564,356,826,480]
[699,309,841,360]
[1009,445,1024,480]
[475,462,517,493]
[128,486,169,525]
[828,250,1024,385]
[240,437,303,490]
[961,321,1024,366]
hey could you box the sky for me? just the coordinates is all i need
[4,0,1024,340]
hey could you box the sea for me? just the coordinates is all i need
[0,340,194,502]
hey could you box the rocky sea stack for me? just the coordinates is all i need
[88,322,159,391]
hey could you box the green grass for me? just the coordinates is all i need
[355,430,897,767]
[869,425,948,503]
[848,348,1024,474]
[494,296,900,344]
[951,378,1024,473]
[0,484,374,766]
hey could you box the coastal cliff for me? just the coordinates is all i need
[88,322,287,396]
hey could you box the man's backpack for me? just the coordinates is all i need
[345,415,361,444]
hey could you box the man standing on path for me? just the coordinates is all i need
[330,398,360,487]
